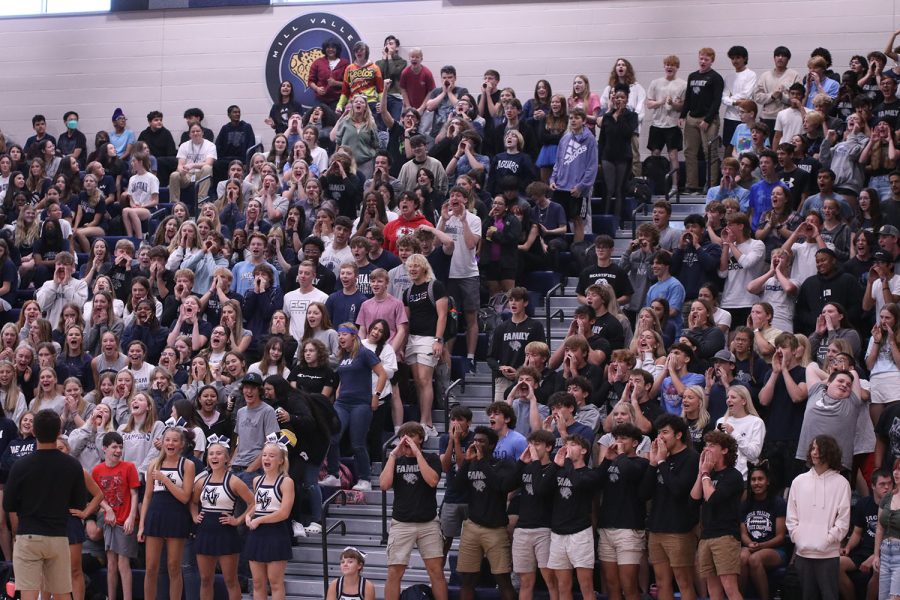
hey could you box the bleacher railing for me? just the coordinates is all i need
[321,489,349,595]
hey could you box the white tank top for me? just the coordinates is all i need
[200,471,237,513]
[152,456,185,492]
[253,474,285,516]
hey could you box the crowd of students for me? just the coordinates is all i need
[1,28,900,600]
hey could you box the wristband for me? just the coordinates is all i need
[701,475,711,481]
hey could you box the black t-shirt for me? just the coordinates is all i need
[456,457,515,528]
[3,449,87,536]
[576,263,634,300]
[542,460,602,534]
[0,258,17,304]
[851,494,879,559]
[876,402,900,473]
[289,365,337,395]
[598,454,649,529]
[512,460,554,529]
[640,446,701,533]
[438,430,474,504]
[687,417,714,453]
[741,495,786,545]
[391,453,442,523]
[700,466,744,540]
[591,312,625,351]
[777,167,810,211]
[403,280,446,337]
[762,365,807,442]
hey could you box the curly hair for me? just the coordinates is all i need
[807,434,843,472]
[704,429,739,469]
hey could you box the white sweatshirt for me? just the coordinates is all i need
[786,467,851,559]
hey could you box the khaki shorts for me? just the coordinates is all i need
[405,335,439,367]
[512,527,551,573]
[697,535,741,577]
[456,520,512,574]
[547,527,595,570]
[648,530,698,568]
[599,528,646,565]
[386,519,444,566]
[13,534,72,593]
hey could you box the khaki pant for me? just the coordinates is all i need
[683,115,720,189]
[169,165,213,202]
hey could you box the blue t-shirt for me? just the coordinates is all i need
[730,124,753,155]
[530,201,567,237]
[326,289,368,327]
[335,346,381,403]
[552,420,596,450]
[645,276,686,331]
[748,179,784,231]
[230,260,280,296]
[494,429,527,462]
[109,129,136,157]
[659,373,706,414]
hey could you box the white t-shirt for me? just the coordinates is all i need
[774,107,804,140]
[176,139,217,165]
[130,362,156,392]
[283,287,328,343]
[718,238,766,309]
[761,274,798,333]
[646,77,687,128]
[723,69,758,122]
[713,307,733,330]
[320,244,354,278]
[872,274,900,320]
[789,242,820,286]
[126,172,159,208]
[437,210,482,279]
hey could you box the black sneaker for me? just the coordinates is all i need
[466,358,477,373]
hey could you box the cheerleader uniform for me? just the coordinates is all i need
[142,456,192,538]
[336,576,367,600]
[244,474,292,562]
[194,471,241,556]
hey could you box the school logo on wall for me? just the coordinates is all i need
[265,12,360,107]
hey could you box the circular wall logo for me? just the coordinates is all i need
[265,12,361,107]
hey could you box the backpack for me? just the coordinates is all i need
[426,280,459,340]
[307,392,341,435]
[399,584,434,600]
[642,155,671,195]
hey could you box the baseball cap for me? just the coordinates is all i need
[713,349,736,364]
[873,250,894,263]
[879,225,900,238]
[241,373,264,387]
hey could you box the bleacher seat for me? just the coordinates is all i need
[522,271,561,298]
[591,214,617,238]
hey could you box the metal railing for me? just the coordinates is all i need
[321,489,349,595]
[544,282,565,342]
[630,202,650,238]
[664,167,681,203]
[443,378,462,434]
[704,136,722,194]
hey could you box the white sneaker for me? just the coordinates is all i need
[304,522,322,535]
[352,479,372,491]
[319,475,341,487]
[422,424,438,441]
[291,521,307,538]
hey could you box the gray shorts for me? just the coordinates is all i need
[103,523,138,559]
[447,277,480,313]
[439,502,469,538]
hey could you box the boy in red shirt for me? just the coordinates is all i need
[92,432,140,600]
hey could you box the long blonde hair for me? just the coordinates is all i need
[120,384,153,434]
[0,360,21,416]
[151,426,187,474]
[30,367,59,412]
[725,385,759,418]
[262,441,290,475]
[681,385,710,430]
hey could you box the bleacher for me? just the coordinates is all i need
[285,192,710,600]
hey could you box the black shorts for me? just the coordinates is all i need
[480,262,516,282]
[722,118,741,147]
[553,189,586,221]
[647,126,683,152]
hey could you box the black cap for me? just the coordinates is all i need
[873,250,894,263]
[241,373,264,387]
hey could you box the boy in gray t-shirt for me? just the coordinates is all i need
[796,370,865,471]
[231,373,280,474]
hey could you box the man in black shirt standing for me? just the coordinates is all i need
[380,422,447,600]
[541,434,601,600]
[487,287,546,403]
[680,48,725,193]
[511,429,556,600]
[575,235,634,306]
[455,426,517,600]
[691,430,744,600]
[4,409,88,600]
[639,414,700,600]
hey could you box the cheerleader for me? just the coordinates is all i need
[191,434,254,600]
[138,425,196,600]
[325,547,375,600]
[56,435,104,600]
[245,436,295,600]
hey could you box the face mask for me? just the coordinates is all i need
[66,120,78,130]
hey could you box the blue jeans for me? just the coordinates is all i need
[327,400,374,481]
[302,460,323,524]
[870,175,892,202]
[880,538,900,600]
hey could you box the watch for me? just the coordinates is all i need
[435,337,444,343]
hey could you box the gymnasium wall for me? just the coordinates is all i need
[0,0,897,148]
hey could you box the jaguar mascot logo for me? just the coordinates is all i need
[265,12,361,108]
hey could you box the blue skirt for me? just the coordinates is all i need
[67,516,85,545]
[244,520,292,563]
[143,490,193,539]
[195,511,242,556]
[536,144,558,168]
